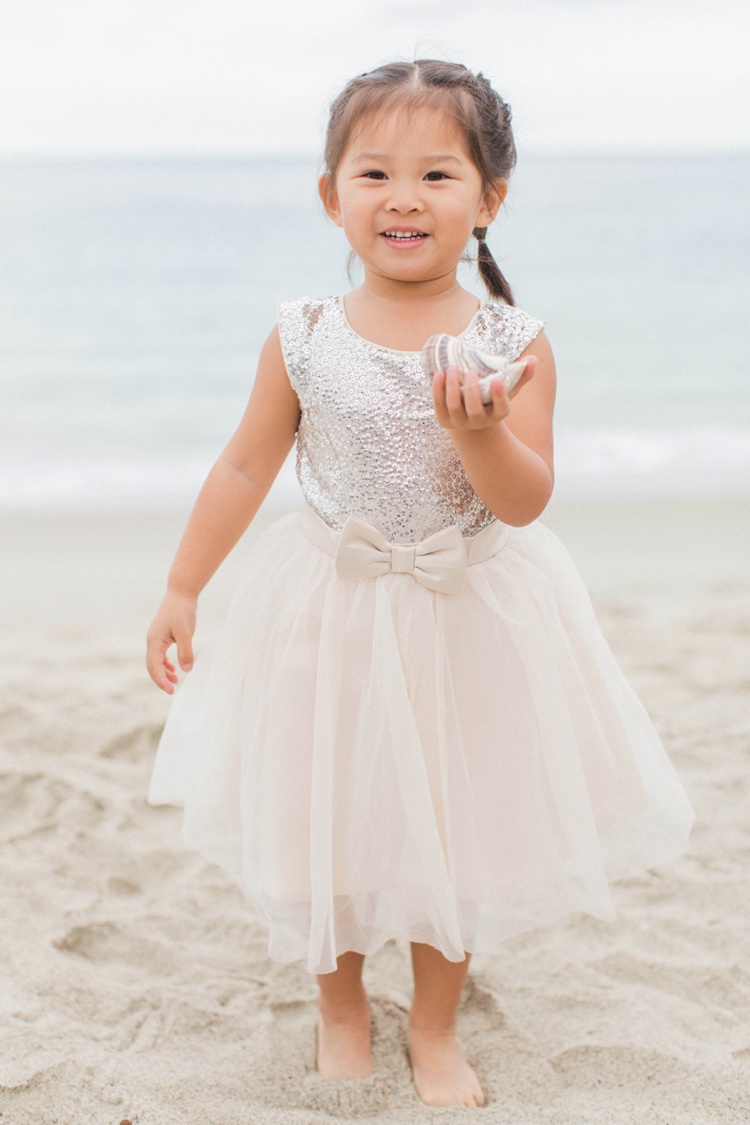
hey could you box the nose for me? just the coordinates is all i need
[386,179,424,214]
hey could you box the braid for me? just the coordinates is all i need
[474,227,515,306]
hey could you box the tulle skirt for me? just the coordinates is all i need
[148,504,694,974]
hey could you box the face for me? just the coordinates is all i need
[320,104,506,289]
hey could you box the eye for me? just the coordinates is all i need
[362,170,387,180]
[424,171,450,181]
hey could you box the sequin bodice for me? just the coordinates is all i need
[278,296,543,544]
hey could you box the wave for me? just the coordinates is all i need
[4,427,750,512]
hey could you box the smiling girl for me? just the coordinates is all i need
[146,60,693,1108]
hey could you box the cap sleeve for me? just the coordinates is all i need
[277,297,332,402]
[476,303,545,361]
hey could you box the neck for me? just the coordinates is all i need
[342,273,482,351]
[359,271,465,308]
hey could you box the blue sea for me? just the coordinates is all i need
[1,152,748,512]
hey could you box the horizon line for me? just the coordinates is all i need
[0,144,748,164]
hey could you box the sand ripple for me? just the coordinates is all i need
[1,593,749,1124]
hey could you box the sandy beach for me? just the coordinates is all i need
[1,495,749,1124]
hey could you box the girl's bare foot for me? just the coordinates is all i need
[316,983,373,1079]
[408,943,483,1106]
[408,1021,485,1107]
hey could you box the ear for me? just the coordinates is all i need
[478,178,508,228]
[318,173,343,228]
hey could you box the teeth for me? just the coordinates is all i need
[384,231,425,240]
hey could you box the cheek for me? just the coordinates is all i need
[343,206,371,236]
[341,191,372,220]
[444,204,482,241]
[444,190,484,225]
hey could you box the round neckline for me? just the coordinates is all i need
[336,295,485,356]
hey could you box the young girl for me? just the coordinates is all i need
[146,60,694,1108]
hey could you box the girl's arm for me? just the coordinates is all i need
[146,327,299,692]
[432,330,556,527]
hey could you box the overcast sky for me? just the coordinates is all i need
[2,0,748,157]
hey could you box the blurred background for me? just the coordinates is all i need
[1,0,749,513]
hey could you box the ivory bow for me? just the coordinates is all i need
[334,515,467,594]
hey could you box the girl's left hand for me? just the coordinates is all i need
[432,358,537,431]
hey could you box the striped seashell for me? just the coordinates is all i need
[420,333,528,404]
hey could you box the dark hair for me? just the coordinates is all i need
[322,59,517,305]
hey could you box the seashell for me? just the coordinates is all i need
[421,334,528,404]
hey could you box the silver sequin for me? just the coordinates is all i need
[278,296,544,544]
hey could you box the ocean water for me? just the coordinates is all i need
[1,152,748,512]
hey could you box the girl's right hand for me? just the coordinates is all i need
[146,591,198,694]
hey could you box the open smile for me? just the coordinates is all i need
[381,227,429,246]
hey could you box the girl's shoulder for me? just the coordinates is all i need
[275,296,545,366]
[277,295,337,334]
[276,297,339,396]
[473,301,545,361]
